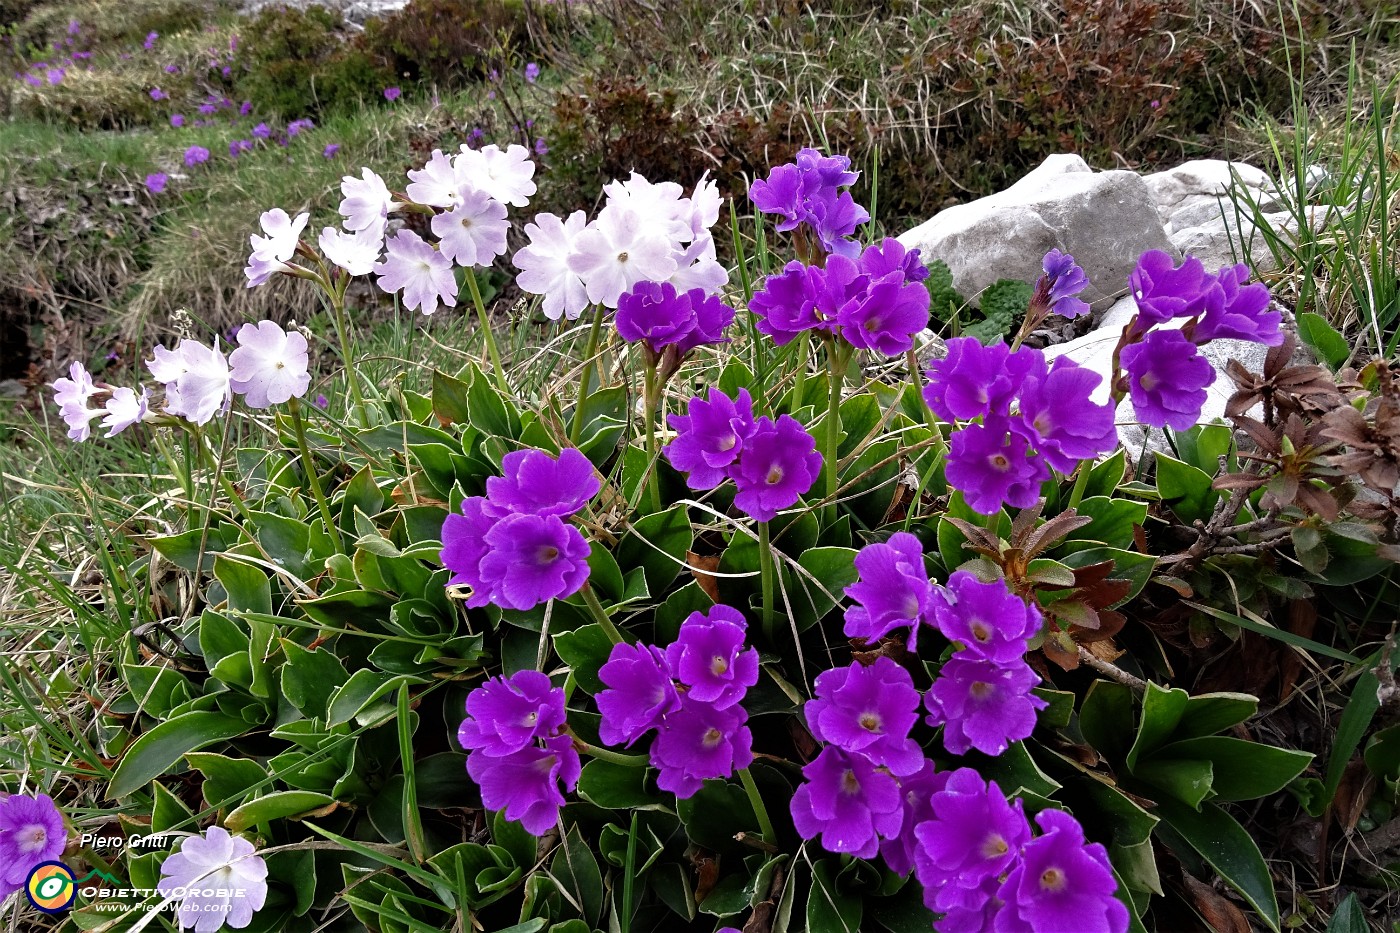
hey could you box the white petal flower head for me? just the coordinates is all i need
[228,320,311,409]
[603,171,690,241]
[157,825,269,932]
[513,210,589,321]
[100,386,151,437]
[669,233,729,295]
[318,226,383,276]
[338,168,395,238]
[60,402,102,443]
[430,189,509,268]
[568,204,679,308]
[456,143,536,208]
[147,344,188,384]
[686,172,723,239]
[248,208,308,263]
[373,230,458,315]
[405,149,463,209]
[160,339,232,426]
[244,252,289,289]
[51,360,97,409]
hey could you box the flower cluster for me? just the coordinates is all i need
[1119,250,1283,430]
[749,148,870,259]
[513,171,726,319]
[439,447,598,610]
[749,238,931,355]
[458,670,581,833]
[913,770,1128,932]
[615,281,734,371]
[596,605,758,797]
[663,388,823,522]
[157,826,269,931]
[923,338,1117,514]
[0,793,66,901]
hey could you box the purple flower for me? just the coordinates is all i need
[944,416,1050,515]
[913,769,1030,918]
[1129,250,1215,328]
[923,338,1033,424]
[790,746,903,859]
[440,497,496,600]
[650,695,754,798]
[183,145,210,168]
[664,387,756,489]
[145,173,168,195]
[239,100,253,116]
[144,31,158,50]
[835,258,931,356]
[1015,354,1117,474]
[467,734,580,834]
[475,513,591,610]
[925,657,1046,756]
[879,760,946,876]
[252,122,271,139]
[458,670,566,757]
[749,261,824,345]
[46,67,64,84]
[67,19,80,35]
[525,62,540,83]
[805,657,924,775]
[750,148,869,258]
[1191,262,1282,345]
[995,808,1129,933]
[0,793,67,899]
[934,571,1041,664]
[844,532,941,648]
[729,414,823,522]
[169,113,184,127]
[314,394,328,409]
[1039,249,1091,319]
[1120,328,1215,430]
[149,86,167,101]
[859,238,929,283]
[373,229,457,315]
[485,447,600,518]
[597,642,680,746]
[615,281,734,358]
[534,137,548,156]
[384,86,401,102]
[323,143,340,158]
[197,103,216,116]
[287,118,315,136]
[229,138,253,158]
[664,605,757,709]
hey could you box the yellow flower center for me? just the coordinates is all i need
[859,712,881,732]
[840,769,861,794]
[970,621,991,642]
[703,727,723,748]
[1040,867,1067,892]
[711,655,729,676]
[537,545,560,564]
[980,833,1009,859]
[766,465,784,485]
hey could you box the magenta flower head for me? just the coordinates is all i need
[1038,248,1091,319]
[730,414,822,522]
[879,759,947,876]
[925,657,1046,756]
[750,148,869,258]
[252,122,271,139]
[944,416,1050,516]
[597,642,680,746]
[476,513,591,610]
[934,571,1041,665]
[836,260,931,356]
[1120,328,1215,430]
[440,497,495,602]
[805,657,924,775]
[1191,262,1282,345]
[0,793,67,899]
[524,62,541,83]
[664,387,756,489]
[858,238,929,283]
[665,604,758,709]
[923,338,1034,424]
[384,86,401,101]
[616,281,701,355]
[650,695,754,798]
[458,669,566,757]
[790,745,903,859]
[169,113,184,127]
[323,143,340,159]
[1129,249,1214,328]
[467,733,580,834]
[996,808,1129,933]
[749,261,824,346]
[183,145,210,167]
[913,768,1030,917]
[1015,354,1117,474]
[145,172,168,195]
[486,447,600,518]
[675,291,735,355]
[844,532,940,648]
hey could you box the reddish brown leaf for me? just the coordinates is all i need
[686,551,721,602]
[1042,629,1080,671]
[1182,873,1251,933]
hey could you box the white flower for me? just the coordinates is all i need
[59,402,102,442]
[318,226,382,276]
[568,204,678,308]
[373,230,458,315]
[455,143,536,208]
[686,172,723,239]
[146,344,187,384]
[248,208,308,263]
[51,361,97,409]
[100,386,150,436]
[338,168,395,239]
[405,149,463,209]
[603,172,690,242]
[228,320,310,409]
[668,233,729,295]
[513,210,590,320]
[156,339,232,426]
[157,826,268,932]
[430,189,509,268]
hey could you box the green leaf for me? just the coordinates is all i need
[1127,683,1189,770]
[586,547,625,603]
[1155,798,1280,932]
[225,791,337,832]
[467,363,521,438]
[110,711,249,799]
[699,874,750,918]
[807,858,862,933]
[280,640,350,720]
[552,623,615,695]
[326,670,424,727]
[1184,600,1360,663]
[1083,449,1127,500]
[432,369,473,425]
[791,547,860,632]
[616,505,693,595]
[492,809,537,869]
[1364,723,1400,778]
[1297,312,1350,369]
[551,825,603,928]
[213,556,273,615]
[1152,737,1312,801]
[577,759,665,810]
[1061,497,1147,552]
[1134,756,1215,808]
[185,752,269,808]
[1080,680,1136,762]
[1175,692,1258,741]
[150,524,237,572]
[150,781,194,833]
[1154,453,1218,526]
[1326,893,1369,933]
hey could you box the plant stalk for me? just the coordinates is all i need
[738,767,777,844]
[569,305,606,446]
[289,397,344,553]
[758,521,776,645]
[465,267,508,393]
[579,583,626,645]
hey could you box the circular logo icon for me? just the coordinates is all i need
[26,861,76,913]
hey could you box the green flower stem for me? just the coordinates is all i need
[569,305,607,446]
[822,337,845,526]
[580,584,626,645]
[905,348,948,477]
[573,738,649,768]
[641,362,663,513]
[192,426,258,529]
[289,397,344,554]
[464,267,508,394]
[1066,457,1093,512]
[324,283,368,429]
[758,521,776,645]
[738,767,777,844]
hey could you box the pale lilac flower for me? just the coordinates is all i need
[150,339,232,426]
[514,210,590,320]
[373,230,457,314]
[51,361,97,410]
[100,386,150,436]
[318,226,382,276]
[570,205,679,308]
[244,208,307,287]
[228,320,310,408]
[0,794,66,900]
[406,149,464,209]
[431,189,509,267]
[455,143,537,207]
[524,62,540,83]
[383,86,401,101]
[338,168,395,239]
[156,826,268,931]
